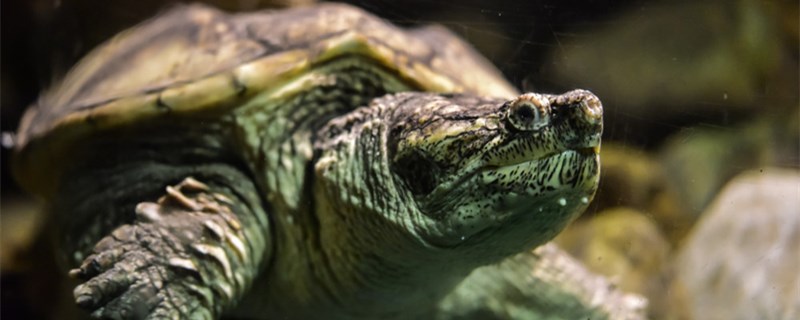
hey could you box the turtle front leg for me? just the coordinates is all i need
[69,176,269,319]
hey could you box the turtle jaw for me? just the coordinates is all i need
[412,90,603,252]
[417,146,599,251]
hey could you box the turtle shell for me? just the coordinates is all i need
[13,3,517,196]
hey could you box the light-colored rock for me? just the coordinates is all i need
[594,144,689,245]
[675,168,800,320]
[555,207,672,319]
[0,197,43,272]
[659,112,799,220]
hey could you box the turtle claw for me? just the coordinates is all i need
[74,267,132,309]
[90,283,160,320]
[70,178,246,319]
[71,229,212,319]
[72,233,166,319]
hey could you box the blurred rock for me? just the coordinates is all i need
[542,0,797,146]
[0,196,83,320]
[659,111,799,219]
[591,143,690,245]
[0,197,43,272]
[674,169,800,320]
[555,207,672,319]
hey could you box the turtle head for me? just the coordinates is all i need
[386,90,602,256]
[314,90,602,264]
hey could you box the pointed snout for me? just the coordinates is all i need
[554,89,603,129]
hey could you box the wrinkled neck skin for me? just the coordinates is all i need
[308,105,471,318]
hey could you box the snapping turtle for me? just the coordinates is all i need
[13,3,643,319]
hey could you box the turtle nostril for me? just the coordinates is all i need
[579,98,602,126]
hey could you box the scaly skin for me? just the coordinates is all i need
[56,151,270,319]
[58,90,636,319]
[69,177,263,319]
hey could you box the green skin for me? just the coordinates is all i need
[60,84,603,319]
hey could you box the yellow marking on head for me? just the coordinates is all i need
[401,120,493,151]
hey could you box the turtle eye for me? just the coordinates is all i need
[515,102,539,123]
[506,97,550,131]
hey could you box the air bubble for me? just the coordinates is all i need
[581,197,589,204]
[558,198,567,206]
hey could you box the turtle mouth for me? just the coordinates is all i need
[579,145,601,156]
[487,145,599,169]
[419,146,600,248]
[427,145,599,201]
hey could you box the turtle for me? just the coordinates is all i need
[12,3,645,319]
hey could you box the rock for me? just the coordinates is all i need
[540,0,797,146]
[674,169,800,320]
[555,207,672,318]
[545,0,788,113]
[592,143,690,245]
[659,111,799,219]
[0,197,43,272]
